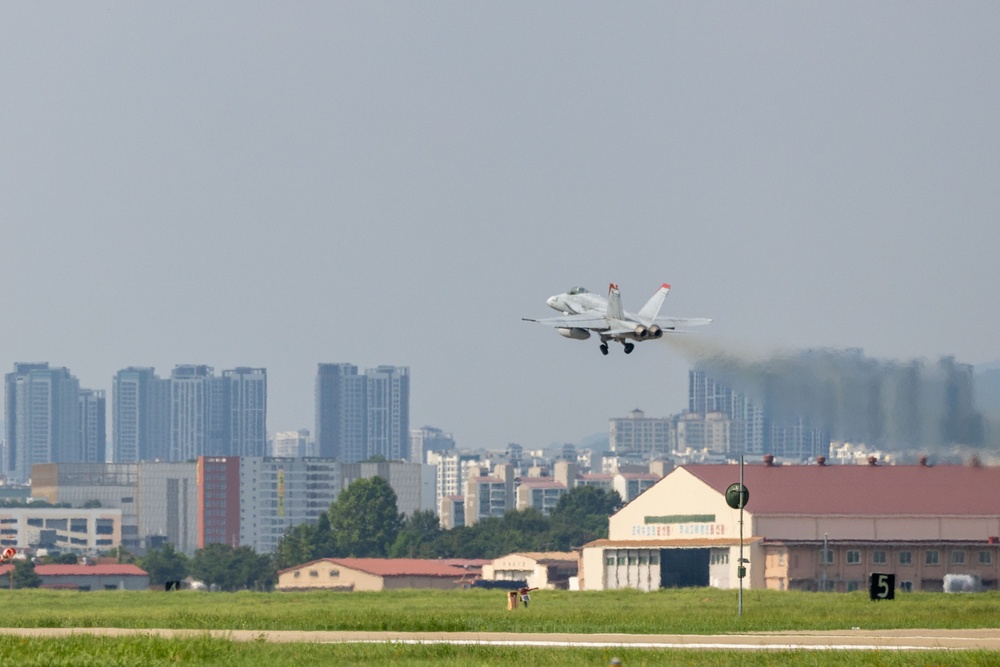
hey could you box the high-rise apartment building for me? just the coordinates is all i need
[410,426,455,464]
[366,365,410,462]
[169,365,216,461]
[688,369,828,460]
[115,365,266,462]
[223,367,267,457]
[315,364,367,461]
[315,363,410,463]
[689,370,765,455]
[112,367,171,463]
[78,389,106,464]
[5,363,81,483]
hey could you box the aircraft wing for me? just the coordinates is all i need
[522,314,611,331]
[653,317,712,328]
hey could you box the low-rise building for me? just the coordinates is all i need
[275,557,475,592]
[481,552,579,590]
[515,479,568,514]
[0,507,122,554]
[0,562,149,590]
[580,460,1000,593]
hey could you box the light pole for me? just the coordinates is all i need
[726,457,750,617]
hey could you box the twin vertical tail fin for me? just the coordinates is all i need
[606,283,625,320]
[637,283,671,321]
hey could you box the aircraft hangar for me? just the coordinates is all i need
[579,457,1000,593]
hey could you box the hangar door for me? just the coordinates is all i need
[660,548,710,588]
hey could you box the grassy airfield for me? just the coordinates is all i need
[0,587,998,665]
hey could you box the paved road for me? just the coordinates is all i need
[1,627,999,650]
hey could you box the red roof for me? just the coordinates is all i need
[278,558,472,578]
[0,564,148,576]
[681,463,1000,516]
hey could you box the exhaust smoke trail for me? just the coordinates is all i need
[663,336,985,451]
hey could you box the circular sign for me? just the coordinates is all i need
[725,483,749,509]
[0,547,15,561]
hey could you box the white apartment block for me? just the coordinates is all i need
[515,479,568,514]
[239,457,341,555]
[609,409,673,456]
[426,451,482,518]
[0,507,122,554]
[273,430,312,458]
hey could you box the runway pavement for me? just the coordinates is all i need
[1,627,999,651]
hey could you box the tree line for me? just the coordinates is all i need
[11,476,622,591]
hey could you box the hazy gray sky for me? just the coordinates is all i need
[2,3,998,452]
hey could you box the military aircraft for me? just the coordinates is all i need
[523,283,711,355]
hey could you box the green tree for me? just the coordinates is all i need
[312,512,336,557]
[328,476,403,557]
[138,544,189,585]
[274,523,317,571]
[38,552,78,565]
[548,486,622,550]
[104,545,136,564]
[389,510,444,558]
[12,559,42,589]
[190,543,274,591]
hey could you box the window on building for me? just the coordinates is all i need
[309,570,318,577]
[329,570,339,577]
[846,550,861,565]
[925,550,940,566]
[846,581,860,592]
[873,551,887,564]
[650,553,659,566]
[605,555,615,566]
[951,551,966,565]
[617,555,626,566]
[899,580,913,592]
[899,551,912,565]
[979,551,992,565]
[820,549,834,565]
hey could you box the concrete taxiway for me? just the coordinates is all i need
[1,627,999,651]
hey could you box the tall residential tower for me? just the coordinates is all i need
[315,363,410,463]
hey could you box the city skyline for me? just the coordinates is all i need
[2,5,998,454]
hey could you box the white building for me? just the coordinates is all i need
[273,430,311,458]
[239,457,341,554]
[580,461,1000,593]
[0,507,122,554]
[609,409,673,456]
[427,451,481,518]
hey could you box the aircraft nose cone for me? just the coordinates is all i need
[546,296,559,308]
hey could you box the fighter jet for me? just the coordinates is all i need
[523,283,711,355]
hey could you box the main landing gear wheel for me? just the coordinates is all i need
[623,343,635,354]
[599,343,609,355]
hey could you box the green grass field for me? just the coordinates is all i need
[0,588,998,665]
